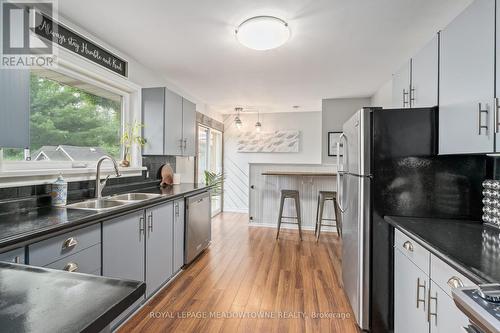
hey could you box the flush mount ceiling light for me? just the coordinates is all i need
[235,16,290,51]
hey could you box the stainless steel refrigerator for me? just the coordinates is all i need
[337,107,490,332]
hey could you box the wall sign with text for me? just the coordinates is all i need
[34,13,128,77]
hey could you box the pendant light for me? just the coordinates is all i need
[234,107,243,129]
[255,110,262,132]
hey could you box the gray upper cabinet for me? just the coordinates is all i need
[182,98,196,156]
[145,202,174,297]
[102,211,145,282]
[439,0,495,154]
[173,199,185,273]
[0,69,30,149]
[392,60,411,108]
[142,87,197,156]
[142,88,165,155]
[164,89,183,156]
[411,34,439,108]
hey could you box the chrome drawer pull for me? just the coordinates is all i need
[403,241,414,252]
[478,102,489,135]
[62,237,78,250]
[13,256,20,264]
[447,276,464,289]
[63,262,78,272]
[427,288,438,325]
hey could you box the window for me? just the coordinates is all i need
[4,69,122,163]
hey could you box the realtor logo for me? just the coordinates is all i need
[1,0,57,68]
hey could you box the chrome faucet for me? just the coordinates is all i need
[95,155,121,198]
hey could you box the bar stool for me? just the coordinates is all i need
[276,189,302,240]
[315,191,341,241]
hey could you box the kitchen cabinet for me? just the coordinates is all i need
[142,87,197,156]
[392,60,411,108]
[145,202,174,297]
[0,69,30,149]
[0,247,25,264]
[411,34,439,108]
[394,229,477,333]
[439,0,495,154]
[429,281,470,333]
[103,211,145,282]
[173,199,185,273]
[394,249,429,333]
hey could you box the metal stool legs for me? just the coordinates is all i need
[315,191,339,242]
[276,190,302,240]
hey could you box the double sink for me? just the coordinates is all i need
[66,193,162,212]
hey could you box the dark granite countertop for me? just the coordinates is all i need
[385,216,500,284]
[0,183,210,251]
[0,262,145,333]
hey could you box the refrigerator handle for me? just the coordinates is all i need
[339,133,348,173]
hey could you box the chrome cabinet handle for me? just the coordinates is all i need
[403,241,414,252]
[62,237,78,250]
[447,276,464,289]
[63,262,78,272]
[478,102,489,135]
[416,277,426,310]
[403,89,409,107]
[410,87,415,107]
[139,216,145,239]
[427,288,438,325]
[13,256,20,264]
[147,212,153,233]
[183,139,187,150]
[494,98,500,134]
[175,203,179,217]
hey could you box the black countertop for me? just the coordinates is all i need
[0,262,145,333]
[0,183,209,251]
[385,216,500,284]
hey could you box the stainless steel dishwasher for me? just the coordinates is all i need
[185,191,211,265]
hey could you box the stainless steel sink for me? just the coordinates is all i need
[110,193,162,202]
[66,199,128,211]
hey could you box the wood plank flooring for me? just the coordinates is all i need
[119,212,359,333]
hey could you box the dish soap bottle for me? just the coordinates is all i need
[51,173,68,206]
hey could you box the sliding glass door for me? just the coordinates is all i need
[197,125,223,216]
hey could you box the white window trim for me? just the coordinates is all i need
[0,47,145,188]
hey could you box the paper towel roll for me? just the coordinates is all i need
[173,173,181,185]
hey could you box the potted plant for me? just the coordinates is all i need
[120,122,147,167]
[204,170,224,196]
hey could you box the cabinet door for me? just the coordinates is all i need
[164,89,184,156]
[146,202,174,297]
[411,34,439,108]
[392,60,411,108]
[0,69,30,148]
[142,88,165,155]
[394,249,429,333]
[182,98,196,156]
[102,211,145,282]
[0,247,25,264]
[496,1,500,151]
[439,0,495,154]
[429,281,470,333]
[173,199,185,273]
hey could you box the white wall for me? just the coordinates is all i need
[322,97,371,164]
[223,111,322,212]
[371,79,393,109]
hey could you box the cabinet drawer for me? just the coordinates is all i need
[45,243,101,275]
[29,223,100,267]
[394,229,430,275]
[430,254,477,298]
[0,247,25,264]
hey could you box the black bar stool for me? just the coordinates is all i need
[276,189,302,240]
[315,191,341,241]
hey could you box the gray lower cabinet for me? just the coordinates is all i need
[173,199,185,273]
[392,60,411,108]
[102,211,146,328]
[145,202,174,298]
[45,244,101,275]
[142,87,196,156]
[411,34,439,108]
[0,69,30,148]
[0,247,25,264]
[439,0,495,154]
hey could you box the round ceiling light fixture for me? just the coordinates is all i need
[235,16,290,51]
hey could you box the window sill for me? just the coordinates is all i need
[0,167,146,188]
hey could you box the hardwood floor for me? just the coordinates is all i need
[119,212,359,333]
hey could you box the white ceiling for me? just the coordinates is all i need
[58,0,472,114]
